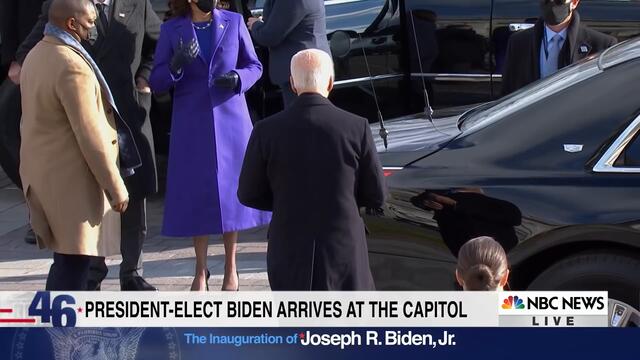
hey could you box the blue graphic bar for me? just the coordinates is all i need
[0,327,637,359]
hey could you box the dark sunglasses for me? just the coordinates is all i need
[543,0,570,5]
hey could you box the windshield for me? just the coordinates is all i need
[459,56,602,133]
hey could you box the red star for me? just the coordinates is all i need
[77,307,83,313]
[299,332,305,339]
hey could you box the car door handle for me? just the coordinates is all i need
[509,23,535,32]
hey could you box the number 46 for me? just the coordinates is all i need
[28,292,77,327]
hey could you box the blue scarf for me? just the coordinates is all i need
[44,23,141,177]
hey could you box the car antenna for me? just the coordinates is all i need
[408,11,446,134]
[358,33,389,150]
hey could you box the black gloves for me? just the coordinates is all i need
[170,38,199,76]
[213,71,240,90]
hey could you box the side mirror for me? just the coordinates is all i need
[329,30,355,59]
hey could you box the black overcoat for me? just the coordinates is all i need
[238,93,386,290]
[0,0,45,188]
[0,0,44,66]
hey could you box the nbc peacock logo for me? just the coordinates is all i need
[501,296,525,310]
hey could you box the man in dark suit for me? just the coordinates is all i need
[247,0,330,108]
[502,0,616,95]
[238,49,386,290]
[15,0,161,290]
[0,0,46,244]
[225,0,255,20]
[0,0,45,76]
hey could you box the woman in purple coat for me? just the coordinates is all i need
[150,0,270,291]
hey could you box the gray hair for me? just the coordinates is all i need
[290,49,334,93]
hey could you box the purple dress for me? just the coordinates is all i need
[149,10,271,236]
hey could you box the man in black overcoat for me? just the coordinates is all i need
[502,0,616,95]
[16,0,162,290]
[0,0,46,243]
[238,49,386,290]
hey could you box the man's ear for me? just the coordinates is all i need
[289,76,298,96]
[67,18,77,32]
[327,76,334,94]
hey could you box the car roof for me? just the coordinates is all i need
[599,36,640,70]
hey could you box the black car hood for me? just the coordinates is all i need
[370,112,461,167]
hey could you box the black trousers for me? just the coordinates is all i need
[87,198,147,287]
[0,79,22,188]
[46,253,92,290]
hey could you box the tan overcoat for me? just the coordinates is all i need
[19,36,128,257]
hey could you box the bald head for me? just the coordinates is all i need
[290,49,334,98]
[49,0,96,41]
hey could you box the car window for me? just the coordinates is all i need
[622,131,640,167]
[596,110,640,172]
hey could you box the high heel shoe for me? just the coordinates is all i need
[222,270,240,291]
[206,269,210,291]
[191,269,210,292]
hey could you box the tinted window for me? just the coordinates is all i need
[622,125,640,166]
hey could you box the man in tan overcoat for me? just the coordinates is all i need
[19,0,129,290]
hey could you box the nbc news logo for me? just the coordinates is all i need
[501,296,525,310]
[498,292,607,327]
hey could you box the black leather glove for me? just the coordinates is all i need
[213,71,240,90]
[170,38,199,76]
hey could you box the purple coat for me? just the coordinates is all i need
[150,10,270,236]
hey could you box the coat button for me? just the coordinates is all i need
[112,140,117,145]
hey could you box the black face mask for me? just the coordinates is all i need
[86,25,99,45]
[72,19,99,45]
[195,0,216,13]
[540,0,572,26]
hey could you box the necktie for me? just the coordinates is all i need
[95,2,109,33]
[543,35,560,78]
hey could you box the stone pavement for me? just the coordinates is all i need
[0,164,270,291]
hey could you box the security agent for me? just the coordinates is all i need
[501,0,616,95]
[0,0,46,244]
[247,0,331,109]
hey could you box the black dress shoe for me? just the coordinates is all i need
[24,228,36,245]
[120,276,157,291]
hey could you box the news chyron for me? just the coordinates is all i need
[0,291,608,328]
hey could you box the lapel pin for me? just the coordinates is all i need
[219,24,224,29]
[118,13,126,18]
[580,45,589,54]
